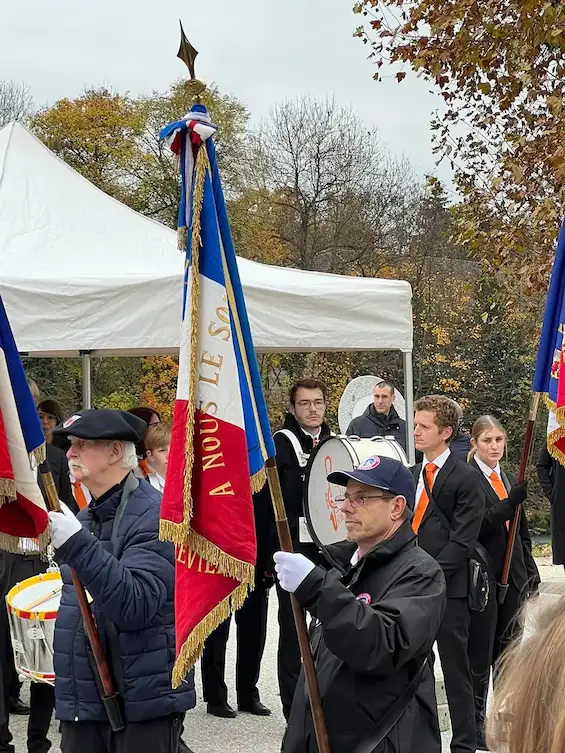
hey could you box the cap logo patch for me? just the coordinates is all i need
[63,415,81,428]
[358,455,380,471]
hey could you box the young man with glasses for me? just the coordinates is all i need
[257,379,332,720]
[274,455,446,753]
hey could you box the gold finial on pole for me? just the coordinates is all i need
[177,21,206,100]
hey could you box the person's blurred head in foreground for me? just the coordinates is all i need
[487,593,565,753]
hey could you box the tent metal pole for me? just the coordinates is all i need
[80,351,92,409]
[402,350,415,464]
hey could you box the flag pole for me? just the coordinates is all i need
[498,392,540,604]
[175,26,330,750]
[265,458,331,753]
[39,463,125,731]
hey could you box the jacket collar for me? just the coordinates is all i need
[89,472,130,523]
[281,413,331,451]
[326,520,416,574]
[362,403,401,429]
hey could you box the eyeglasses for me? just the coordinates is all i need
[296,400,325,409]
[334,492,396,509]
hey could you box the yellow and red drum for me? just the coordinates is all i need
[6,571,62,685]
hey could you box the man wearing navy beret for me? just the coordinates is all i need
[48,410,195,753]
[274,456,447,753]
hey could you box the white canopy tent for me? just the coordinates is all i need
[0,122,415,459]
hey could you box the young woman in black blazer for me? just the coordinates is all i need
[466,415,540,750]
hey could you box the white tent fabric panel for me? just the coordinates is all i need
[0,122,413,355]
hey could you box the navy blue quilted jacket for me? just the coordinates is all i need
[53,475,196,722]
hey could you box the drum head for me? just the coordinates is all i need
[304,435,409,548]
[304,436,355,548]
[7,572,62,618]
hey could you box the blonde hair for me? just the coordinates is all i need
[487,593,565,753]
[145,423,171,452]
[468,414,507,462]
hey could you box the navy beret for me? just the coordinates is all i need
[53,409,147,443]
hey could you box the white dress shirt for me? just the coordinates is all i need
[299,425,322,445]
[148,472,166,494]
[474,456,502,487]
[414,447,452,514]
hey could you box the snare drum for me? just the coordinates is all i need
[304,435,408,548]
[6,571,62,685]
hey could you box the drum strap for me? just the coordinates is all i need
[110,473,140,552]
[274,429,310,468]
[99,472,140,697]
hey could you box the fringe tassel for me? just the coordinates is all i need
[0,478,16,504]
[177,226,188,252]
[180,145,208,533]
[251,468,266,494]
[186,529,255,584]
[171,582,250,688]
[0,527,49,555]
[542,395,565,465]
[159,518,189,547]
[32,444,46,466]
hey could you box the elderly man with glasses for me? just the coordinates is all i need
[274,455,447,753]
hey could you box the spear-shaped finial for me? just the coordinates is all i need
[177,21,206,99]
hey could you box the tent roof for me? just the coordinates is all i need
[0,122,413,356]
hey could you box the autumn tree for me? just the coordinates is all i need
[0,81,33,127]
[242,96,420,273]
[354,0,565,297]
[30,89,144,201]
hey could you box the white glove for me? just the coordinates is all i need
[48,502,82,549]
[273,552,316,593]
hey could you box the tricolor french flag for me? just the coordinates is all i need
[0,296,49,551]
[159,105,275,686]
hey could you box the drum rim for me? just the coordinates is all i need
[303,435,351,551]
[6,571,61,620]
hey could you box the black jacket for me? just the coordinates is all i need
[470,460,539,593]
[40,444,77,514]
[346,404,407,451]
[537,445,565,564]
[411,454,485,598]
[283,522,447,753]
[254,413,332,555]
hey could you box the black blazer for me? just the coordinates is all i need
[471,459,540,594]
[39,443,78,515]
[411,453,485,598]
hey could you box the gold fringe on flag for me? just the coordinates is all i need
[0,478,17,504]
[177,226,188,252]
[159,144,208,548]
[0,528,49,555]
[251,468,266,494]
[544,393,565,465]
[32,444,46,466]
[186,529,255,584]
[171,581,250,688]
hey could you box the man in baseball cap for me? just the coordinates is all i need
[47,410,196,753]
[274,455,447,753]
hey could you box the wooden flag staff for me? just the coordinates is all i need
[498,393,540,604]
[40,463,124,731]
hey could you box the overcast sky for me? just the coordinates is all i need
[2,0,452,186]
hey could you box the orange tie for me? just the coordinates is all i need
[490,471,510,530]
[72,480,89,511]
[412,463,437,532]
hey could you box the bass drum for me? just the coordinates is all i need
[304,435,408,548]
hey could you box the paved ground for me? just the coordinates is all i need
[7,559,565,753]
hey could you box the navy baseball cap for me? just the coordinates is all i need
[327,455,416,509]
[53,409,147,443]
